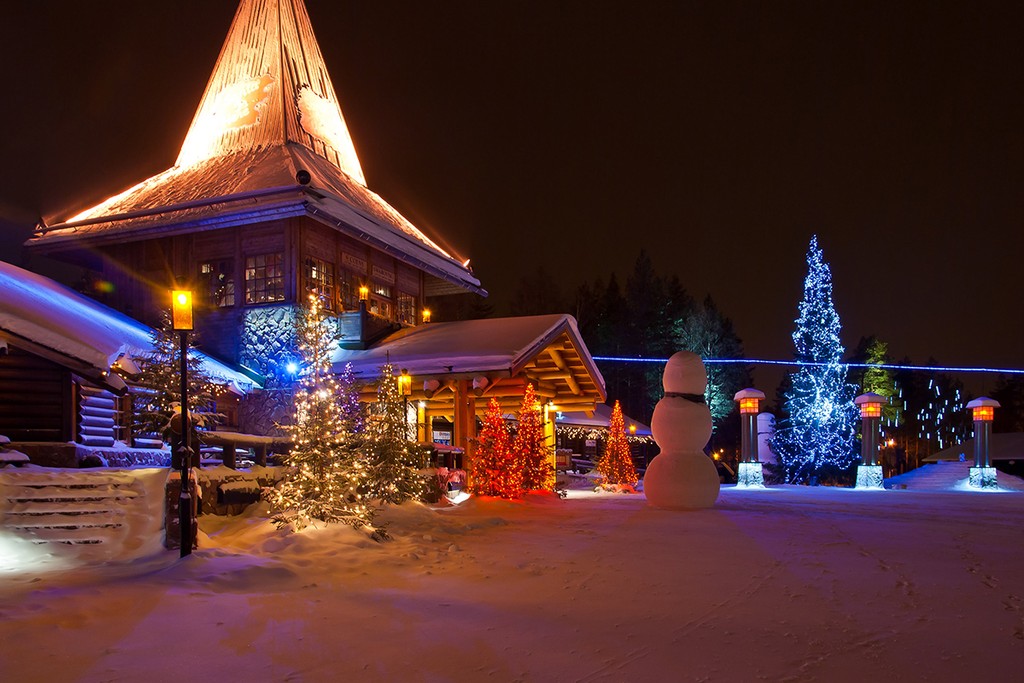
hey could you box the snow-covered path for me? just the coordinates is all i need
[2,484,1023,682]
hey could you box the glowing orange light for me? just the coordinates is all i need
[629,424,637,434]
[860,402,883,419]
[397,370,412,396]
[422,309,432,323]
[359,285,369,301]
[171,289,194,331]
[972,406,994,422]
[739,397,760,415]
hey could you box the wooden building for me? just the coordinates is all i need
[24,0,484,380]
[16,0,607,466]
[0,261,257,467]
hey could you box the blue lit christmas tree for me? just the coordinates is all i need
[771,236,858,483]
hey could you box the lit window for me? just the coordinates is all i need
[200,260,235,307]
[245,253,285,304]
[397,292,417,325]
[303,256,334,309]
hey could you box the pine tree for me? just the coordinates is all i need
[268,293,371,530]
[362,362,428,506]
[595,401,639,488]
[673,294,751,432]
[771,236,858,484]
[512,383,553,491]
[131,311,222,452]
[471,398,521,497]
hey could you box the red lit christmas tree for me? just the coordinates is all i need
[471,398,521,498]
[596,400,639,489]
[512,383,553,491]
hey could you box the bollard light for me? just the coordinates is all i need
[966,397,1000,488]
[854,393,887,489]
[733,388,766,486]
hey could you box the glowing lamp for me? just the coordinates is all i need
[629,424,637,435]
[358,285,369,301]
[171,289,194,331]
[397,369,412,396]
[854,392,887,419]
[422,308,432,323]
[733,388,765,415]
[966,397,999,422]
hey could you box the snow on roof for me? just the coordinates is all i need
[0,260,258,394]
[555,403,652,436]
[27,0,483,297]
[334,314,605,393]
[28,147,483,296]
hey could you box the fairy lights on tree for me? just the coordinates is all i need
[512,383,553,492]
[771,236,858,483]
[595,401,639,488]
[268,293,370,530]
[471,398,521,498]
[362,362,428,506]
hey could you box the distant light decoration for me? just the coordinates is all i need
[170,289,193,331]
[286,361,299,375]
[593,356,1024,376]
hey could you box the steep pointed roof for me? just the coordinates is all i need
[175,0,364,182]
[28,0,483,297]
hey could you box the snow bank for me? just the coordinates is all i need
[2,483,1022,681]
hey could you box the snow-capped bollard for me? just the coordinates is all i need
[854,393,887,490]
[734,388,766,488]
[967,397,1000,490]
[644,352,719,509]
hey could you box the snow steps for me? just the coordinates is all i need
[0,472,143,545]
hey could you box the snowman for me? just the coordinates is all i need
[644,351,720,509]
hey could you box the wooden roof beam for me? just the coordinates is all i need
[547,348,582,395]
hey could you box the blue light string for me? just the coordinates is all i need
[591,356,1024,375]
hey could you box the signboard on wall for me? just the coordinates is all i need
[433,430,452,445]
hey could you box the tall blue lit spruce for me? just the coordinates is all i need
[771,236,858,484]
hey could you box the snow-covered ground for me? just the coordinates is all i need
[2,466,1023,682]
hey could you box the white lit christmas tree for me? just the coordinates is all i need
[268,293,371,530]
[362,362,428,507]
[771,235,858,483]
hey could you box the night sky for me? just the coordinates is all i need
[1,1,1021,393]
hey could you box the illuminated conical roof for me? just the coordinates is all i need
[29,0,484,296]
[176,0,365,183]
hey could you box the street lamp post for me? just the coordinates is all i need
[966,397,1000,489]
[854,393,886,489]
[733,388,766,487]
[171,288,194,557]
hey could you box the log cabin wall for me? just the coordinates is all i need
[0,345,73,442]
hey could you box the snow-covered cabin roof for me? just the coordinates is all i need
[555,404,652,437]
[0,260,258,395]
[25,0,483,298]
[335,314,606,411]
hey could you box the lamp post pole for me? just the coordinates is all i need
[171,289,194,557]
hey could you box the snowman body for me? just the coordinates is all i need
[644,351,720,509]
